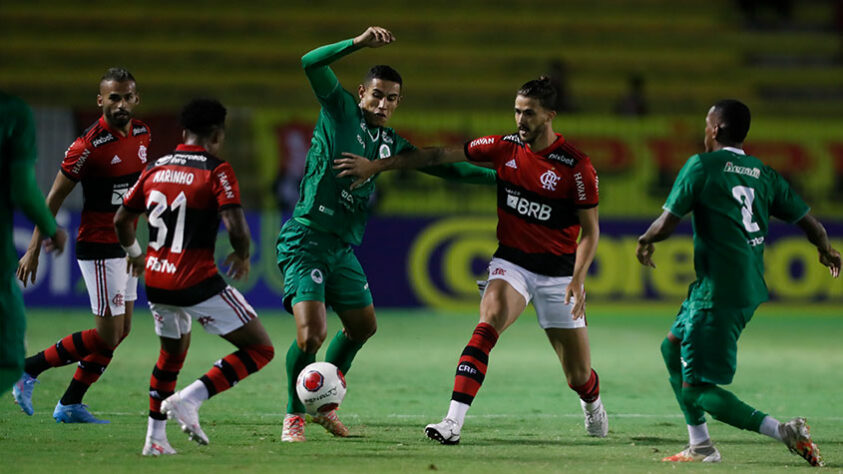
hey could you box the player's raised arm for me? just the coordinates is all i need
[334,146,467,189]
[301,26,396,99]
[796,214,841,278]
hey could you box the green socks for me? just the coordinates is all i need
[285,339,315,414]
[325,330,364,376]
[660,338,705,425]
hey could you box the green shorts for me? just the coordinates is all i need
[276,218,372,313]
[669,300,755,386]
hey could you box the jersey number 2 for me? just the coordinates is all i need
[147,190,187,253]
[731,185,760,232]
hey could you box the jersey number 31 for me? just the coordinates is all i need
[147,190,188,253]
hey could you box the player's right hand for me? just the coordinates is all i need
[819,247,841,278]
[224,252,250,280]
[635,240,656,268]
[126,253,145,277]
[353,26,395,48]
[16,247,41,287]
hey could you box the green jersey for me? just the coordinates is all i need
[292,39,495,246]
[0,91,56,270]
[663,148,809,308]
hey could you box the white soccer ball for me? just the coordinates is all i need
[296,361,347,415]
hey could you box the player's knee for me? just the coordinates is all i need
[564,366,592,387]
[349,321,377,342]
[298,331,326,354]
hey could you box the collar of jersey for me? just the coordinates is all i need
[176,144,206,152]
[533,133,565,156]
[99,115,131,139]
[721,146,745,155]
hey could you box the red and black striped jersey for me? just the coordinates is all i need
[123,144,242,306]
[465,132,598,276]
[61,116,151,259]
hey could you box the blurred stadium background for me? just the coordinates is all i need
[6,0,843,310]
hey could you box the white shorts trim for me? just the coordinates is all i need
[486,257,585,329]
[148,286,257,339]
[78,258,138,317]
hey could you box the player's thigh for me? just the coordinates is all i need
[77,258,132,317]
[148,302,193,339]
[481,259,530,332]
[325,247,372,314]
[681,306,750,385]
[222,317,272,349]
[533,275,587,330]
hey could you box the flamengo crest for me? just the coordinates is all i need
[540,169,559,191]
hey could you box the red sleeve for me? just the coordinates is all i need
[572,157,599,208]
[212,162,242,209]
[60,136,91,181]
[464,135,506,166]
[122,168,148,211]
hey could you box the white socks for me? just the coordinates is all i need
[180,380,209,405]
[759,416,783,441]
[446,400,470,427]
[147,417,167,439]
[687,422,711,445]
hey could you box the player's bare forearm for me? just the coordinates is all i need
[797,214,842,277]
[221,207,251,260]
[638,210,681,245]
[113,206,140,247]
[572,207,600,284]
[26,171,75,251]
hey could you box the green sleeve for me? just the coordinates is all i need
[8,99,56,236]
[301,38,361,111]
[770,169,810,223]
[419,162,497,185]
[663,154,705,217]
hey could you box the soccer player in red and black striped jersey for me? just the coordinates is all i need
[335,77,608,444]
[115,99,274,456]
[14,68,149,423]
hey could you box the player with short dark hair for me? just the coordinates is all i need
[1,91,67,396]
[636,99,840,466]
[335,75,608,444]
[14,67,149,423]
[276,26,496,442]
[116,98,274,456]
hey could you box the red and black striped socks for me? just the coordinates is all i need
[198,344,274,398]
[451,322,499,406]
[24,329,108,378]
[149,349,187,420]
[570,369,600,403]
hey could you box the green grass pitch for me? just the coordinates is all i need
[1,304,840,473]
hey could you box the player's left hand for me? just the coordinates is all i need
[819,247,841,278]
[334,152,378,189]
[565,280,586,319]
[635,240,656,268]
[126,254,145,277]
[224,252,250,280]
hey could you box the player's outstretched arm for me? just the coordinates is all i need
[334,146,466,189]
[796,214,841,278]
[114,205,145,277]
[16,171,76,286]
[301,26,395,98]
[636,210,682,268]
[220,207,251,280]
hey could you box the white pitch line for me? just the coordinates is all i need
[89,412,843,421]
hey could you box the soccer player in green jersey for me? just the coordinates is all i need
[636,99,840,467]
[276,26,495,442]
[0,91,67,396]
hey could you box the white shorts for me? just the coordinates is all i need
[485,257,586,329]
[148,286,257,339]
[78,258,138,317]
